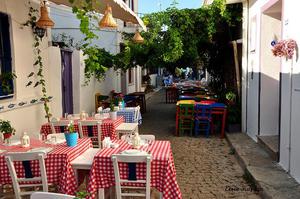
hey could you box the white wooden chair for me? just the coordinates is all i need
[78,120,102,148]
[133,106,140,123]
[46,133,66,142]
[115,123,138,139]
[125,106,140,123]
[31,192,75,199]
[5,152,48,199]
[121,134,155,142]
[50,120,70,134]
[70,148,100,184]
[112,154,152,199]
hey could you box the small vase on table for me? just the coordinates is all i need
[64,120,78,147]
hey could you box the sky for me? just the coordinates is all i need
[138,0,203,15]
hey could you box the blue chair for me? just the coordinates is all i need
[194,104,212,137]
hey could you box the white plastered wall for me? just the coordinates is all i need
[280,0,300,183]
[0,0,62,138]
[243,0,300,183]
[72,50,122,114]
[50,4,144,108]
[259,10,281,136]
[244,0,261,141]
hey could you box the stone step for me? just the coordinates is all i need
[257,135,279,162]
[226,132,300,199]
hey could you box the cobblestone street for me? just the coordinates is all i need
[140,89,261,199]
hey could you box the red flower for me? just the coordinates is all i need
[272,39,297,59]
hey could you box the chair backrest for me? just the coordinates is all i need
[112,154,152,199]
[179,104,194,118]
[95,93,110,111]
[195,104,212,119]
[134,106,140,123]
[46,133,65,141]
[124,106,140,123]
[140,134,155,141]
[50,120,70,134]
[31,192,75,199]
[120,134,155,142]
[5,152,48,199]
[78,120,102,148]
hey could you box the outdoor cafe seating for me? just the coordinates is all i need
[0,101,182,199]
[176,99,227,138]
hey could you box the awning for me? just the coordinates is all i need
[50,0,146,31]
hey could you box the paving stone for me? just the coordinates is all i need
[140,89,261,199]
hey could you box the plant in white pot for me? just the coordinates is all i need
[109,101,117,120]
[64,120,78,147]
[0,120,15,144]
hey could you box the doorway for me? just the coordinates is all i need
[258,0,282,161]
[61,49,73,116]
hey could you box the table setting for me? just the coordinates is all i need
[175,99,227,137]
[0,134,93,195]
[40,115,124,141]
[87,133,182,199]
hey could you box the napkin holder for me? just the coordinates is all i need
[102,137,112,148]
[21,132,30,148]
[132,132,141,149]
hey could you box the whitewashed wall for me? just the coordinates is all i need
[50,3,144,106]
[0,0,62,138]
[280,0,300,183]
[71,50,122,114]
[259,12,281,136]
[243,0,300,183]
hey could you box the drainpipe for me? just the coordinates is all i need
[288,60,293,173]
[242,0,249,133]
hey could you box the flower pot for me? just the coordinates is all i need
[3,133,12,140]
[110,111,117,120]
[64,132,78,147]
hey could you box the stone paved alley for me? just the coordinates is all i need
[140,89,261,199]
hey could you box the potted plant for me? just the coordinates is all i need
[225,91,236,106]
[116,93,125,109]
[226,103,241,132]
[64,120,78,147]
[109,101,117,120]
[0,119,15,140]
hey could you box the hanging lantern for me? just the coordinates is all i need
[132,30,144,43]
[36,0,55,29]
[99,4,118,28]
[33,26,46,39]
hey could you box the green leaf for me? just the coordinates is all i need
[33,82,40,88]
[33,60,39,66]
[26,81,32,87]
[27,72,34,77]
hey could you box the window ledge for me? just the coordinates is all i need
[0,96,53,113]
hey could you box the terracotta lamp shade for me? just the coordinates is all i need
[99,5,118,28]
[132,30,144,43]
[36,2,55,28]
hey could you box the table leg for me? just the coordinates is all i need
[160,192,163,199]
[221,109,227,138]
[143,95,146,113]
[98,188,105,199]
[74,169,78,185]
[175,107,179,136]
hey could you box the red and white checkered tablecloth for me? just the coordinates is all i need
[87,140,182,199]
[0,138,92,195]
[40,117,124,141]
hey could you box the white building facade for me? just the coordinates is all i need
[0,0,144,138]
[240,0,300,183]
